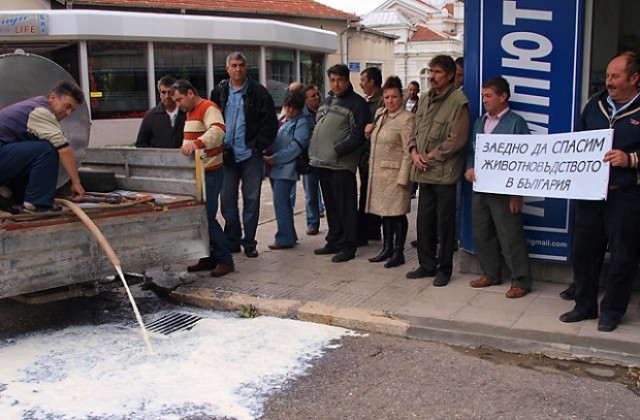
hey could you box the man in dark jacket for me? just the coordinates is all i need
[210,52,278,258]
[560,52,640,332]
[135,76,186,148]
[309,64,370,262]
[357,67,384,245]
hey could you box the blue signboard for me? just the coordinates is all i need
[461,0,585,262]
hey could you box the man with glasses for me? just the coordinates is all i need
[136,76,186,148]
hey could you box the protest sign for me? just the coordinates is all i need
[474,128,613,200]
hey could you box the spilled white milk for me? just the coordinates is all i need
[0,309,351,419]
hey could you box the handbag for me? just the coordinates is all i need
[296,148,312,175]
[292,138,312,175]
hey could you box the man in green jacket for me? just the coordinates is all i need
[309,64,370,263]
[406,55,470,286]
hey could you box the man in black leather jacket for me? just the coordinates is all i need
[210,52,278,258]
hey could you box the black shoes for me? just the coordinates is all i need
[244,246,259,258]
[559,309,598,323]
[405,267,437,279]
[559,284,575,300]
[384,253,405,268]
[406,268,449,285]
[368,248,393,263]
[314,245,339,255]
[559,309,619,331]
[433,271,450,287]
[597,319,619,332]
[331,252,355,263]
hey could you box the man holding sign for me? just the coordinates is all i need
[560,52,640,332]
[464,77,532,298]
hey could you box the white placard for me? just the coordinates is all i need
[474,129,613,200]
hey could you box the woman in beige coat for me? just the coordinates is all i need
[364,76,415,268]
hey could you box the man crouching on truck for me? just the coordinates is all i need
[0,80,85,212]
[172,79,235,277]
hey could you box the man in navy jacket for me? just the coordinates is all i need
[560,52,640,332]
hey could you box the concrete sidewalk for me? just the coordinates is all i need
[158,181,640,367]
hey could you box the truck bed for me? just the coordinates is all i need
[0,148,208,299]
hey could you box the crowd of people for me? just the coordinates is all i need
[2,51,640,332]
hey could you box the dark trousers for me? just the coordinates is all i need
[357,157,382,241]
[416,183,457,275]
[317,168,358,255]
[0,141,58,207]
[572,187,640,322]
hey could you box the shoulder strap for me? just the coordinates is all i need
[290,120,305,151]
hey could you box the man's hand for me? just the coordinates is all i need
[464,168,475,182]
[70,180,85,201]
[509,196,523,214]
[263,155,274,166]
[411,148,428,171]
[604,149,630,167]
[181,140,198,157]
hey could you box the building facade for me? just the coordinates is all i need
[362,0,464,88]
[0,0,369,145]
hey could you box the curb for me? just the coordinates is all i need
[170,286,640,367]
[170,286,410,338]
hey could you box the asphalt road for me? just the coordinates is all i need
[262,333,640,420]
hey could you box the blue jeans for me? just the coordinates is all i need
[303,170,324,229]
[271,179,298,246]
[220,153,264,249]
[0,141,58,207]
[205,169,233,266]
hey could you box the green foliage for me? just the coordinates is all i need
[237,303,259,318]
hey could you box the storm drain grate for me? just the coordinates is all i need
[145,312,203,335]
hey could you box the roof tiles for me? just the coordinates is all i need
[411,25,450,41]
[69,0,357,20]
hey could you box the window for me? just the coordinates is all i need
[154,43,207,98]
[588,0,640,96]
[213,46,260,86]
[266,48,295,108]
[87,41,148,119]
[300,51,325,96]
